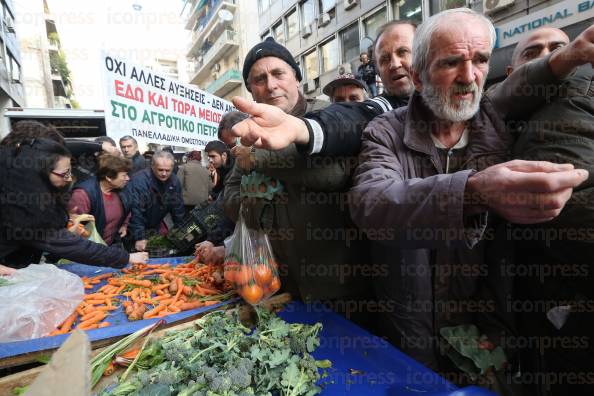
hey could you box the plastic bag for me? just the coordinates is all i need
[223,206,280,305]
[59,221,106,264]
[0,264,84,342]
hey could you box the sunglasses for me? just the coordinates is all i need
[51,169,72,179]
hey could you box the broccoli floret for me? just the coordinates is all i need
[209,376,232,392]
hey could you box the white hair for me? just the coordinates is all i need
[151,150,175,166]
[412,8,496,76]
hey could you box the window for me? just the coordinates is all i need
[260,30,271,41]
[320,38,338,73]
[303,50,319,80]
[301,0,315,28]
[319,0,335,13]
[258,0,270,14]
[432,0,467,13]
[285,9,298,39]
[392,0,423,22]
[341,23,359,63]
[9,55,20,82]
[272,21,284,43]
[363,8,387,39]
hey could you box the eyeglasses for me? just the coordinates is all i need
[51,169,72,179]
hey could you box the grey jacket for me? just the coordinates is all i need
[348,55,562,370]
[177,161,210,206]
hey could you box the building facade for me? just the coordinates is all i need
[0,0,24,134]
[183,0,259,101]
[13,0,73,110]
[257,0,594,98]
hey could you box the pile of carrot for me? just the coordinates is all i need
[48,259,234,336]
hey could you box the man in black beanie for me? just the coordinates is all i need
[242,37,326,115]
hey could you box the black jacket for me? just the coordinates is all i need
[127,168,185,241]
[300,94,409,156]
[0,140,129,268]
[130,152,148,175]
[356,62,377,85]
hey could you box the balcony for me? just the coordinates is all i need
[54,95,71,109]
[189,29,239,84]
[187,0,236,58]
[207,68,242,97]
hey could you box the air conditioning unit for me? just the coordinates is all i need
[317,13,331,28]
[344,0,357,10]
[304,79,316,94]
[302,24,312,38]
[483,0,514,14]
[4,18,15,33]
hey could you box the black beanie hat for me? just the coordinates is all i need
[242,37,302,89]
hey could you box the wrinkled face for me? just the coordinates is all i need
[331,84,366,103]
[509,28,569,73]
[415,20,491,122]
[151,158,174,182]
[120,139,137,158]
[49,156,73,188]
[207,150,227,169]
[248,57,300,113]
[375,24,416,97]
[106,171,130,189]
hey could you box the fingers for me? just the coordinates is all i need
[232,96,258,115]
[504,159,574,173]
[506,169,588,193]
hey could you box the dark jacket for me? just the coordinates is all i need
[127,168,185,241]
[130,152,148,175]
[224,95,373,303]
[350,92,515,369]
[300,94,409,156]
[356,62,376,85]
[72,177,131,242]
[0,141,129,268]
[211,156,235,200]
[511,65,594,394]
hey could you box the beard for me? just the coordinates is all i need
[420,77,483,122]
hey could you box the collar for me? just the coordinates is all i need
[430,128,469,150]
[289,92,307,117]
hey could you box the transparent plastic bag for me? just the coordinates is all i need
[0,264,84,342]
[223,207,281,305]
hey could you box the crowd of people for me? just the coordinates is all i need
[1,7,593,395]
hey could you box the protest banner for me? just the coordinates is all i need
[101,51,234,150]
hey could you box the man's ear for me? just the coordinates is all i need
[505,66,514,76]
[412,70,423,92]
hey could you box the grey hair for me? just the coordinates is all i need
[151,150,175,166]
[412,8,496,76]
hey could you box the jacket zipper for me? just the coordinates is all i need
[445,149,453,174]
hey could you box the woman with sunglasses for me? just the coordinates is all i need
[0,122,148,268]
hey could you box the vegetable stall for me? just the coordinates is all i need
[0,258,496,396]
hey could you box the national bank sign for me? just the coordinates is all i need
[495,0,594,48]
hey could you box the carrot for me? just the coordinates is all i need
[203,300,219,306]
[168,305,181,313]
[84,284,93,289]
[59,312,78,333]
[91,273,113,281]
[84,293,106,300]
[152,283,170,291]
[98,321,110,328]
[85,299,107,305]
[182,285,193,296]
[81,310,104,321]
[194,285,220,296]
[76,306,86,316]
[95,306,118,311]
[78,313,105,328]
[180,301,203,311]
[121,278,152,288]
[171,277,184,304]
[120,348,140,359]
[143,304,167,319]
[103,361,115,376]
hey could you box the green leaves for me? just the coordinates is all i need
[103,308,329,396]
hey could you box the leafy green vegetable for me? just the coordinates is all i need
[103,308,330,396]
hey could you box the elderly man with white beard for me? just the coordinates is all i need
[348,8,588,389]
